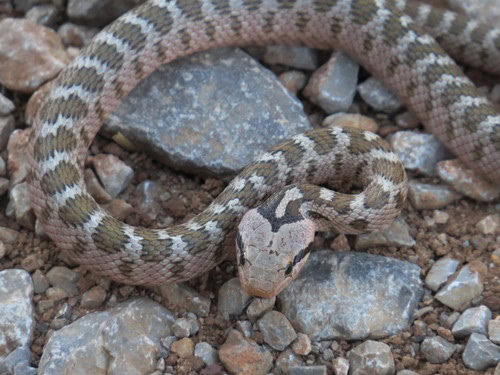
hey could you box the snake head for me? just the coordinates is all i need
[236,207,315,298]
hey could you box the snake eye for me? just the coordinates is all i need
[293,250,305,266]
[285,262,293,276]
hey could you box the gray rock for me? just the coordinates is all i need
[437,159,500,202]
[0,270,35,374]
[476,214,499,235]
[172,318,192,338]
[389,131,451,177]
[93,154,134,198]
[217,278,252,318]
[289,365,327,375]
[81,286,107,309]
[0,156,6,176]
[257,311,297,351]
[276,349,304,375]
[32,270,49,294]
[279,70,307,95]
[45,266,80,296]
[5,345,31,374]
[0,177,8,196]
[104,48,311,179]
[262,46,319,70]
[157,282,210,317]
[67,0,142,27]
[9,182,35,229]
[462,333,500,371]
[0,93,15,115]
[355,217,415,250]
[396,371,420,375]
[332,357,349,375]
[489,320,500,344]
[303,52,359,113]
[194,342,218,366]
[236,320,253,338]
[394,111,419,129]
[349,340,395,375]
[0,115,15,152]
[420,336,456,363]
[38,298,175,375]
[435,261,486,311]
[452,305,492,338]
[291,333,311,356]
[25,4,60,26]
[278,251,423,341]
[57,22,98,48]
[358,77,401,113]
[247,296,275,322]
[424,258,460,292]
[408,180,462,210]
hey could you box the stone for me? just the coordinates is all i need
[275,349,304,375]
[291,333,311,356]
[81,286,107,309]
[262,46,319,70]
[246,296,275,322]
[0,178,9,196]
[217,278,251,318]
[7,128,31,186]
[435,261,486,311]
[278,70,307,95]
[157,283,210,317]
[358,77,401,113]
[32,270,49,294]
[257,311,297,351]
[332,357,349,375]
[420,336,456,363]
[25,4,60,26]
[194,342,218,366]
[219,329,273,375]
[289,366,327,375]
[355,217,415,250]
[303,52,359,113]
[58,22,98,48]
[452,305,492,338]
[323,113,379,133]
[38,299,175,374]
[424,258,460,292]
[93,154,134,198]
[46,266,80,296]
[476,214,499,235]
[0,115,15,151]
[394,111,419,129]
[0,18,70,93]
[389,131,451,177]
[278,251,423,341]
[171,337,194,358]
[104,48,311,179]
[348,340,395,375]
[0,270,35,374]
[84,168,112,203]
[172,318,192,338]
[489,319,500,344]
[462,333,500,371]
[9,182,35,229]
[0,93,15,115]
[67,0,140,27]
[437,159,499,202]
[407,180,462,210]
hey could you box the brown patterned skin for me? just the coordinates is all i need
[27,0,499,295]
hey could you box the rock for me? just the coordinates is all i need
[291,333,311,356]
[236,320,252,338]
[194,342,218,366]
[0,226,19,244]
[389,131,451,177]
[7,128,31,186]
[5,345,31,375]
[489,320,500,344]
[84,168,112,203]
[437,159,500,202]
[275,349,304,374]
[278,251,423,341]
[257,311,297,351]
[0,115,15,152]
[25,4,60,26]
[394,111,419,129]
[246,297,275,322]
[424,258,460,292]
[435,261,486,311]
[45,266,80,296]
[93,154,134,198]
[9,182,35,229]
[303,52,359,113]
[0,18,70,93]
[278,71,307,95]
[219,329,273,375]
[0,270,35,374]
[358,77,401,113]
[407,180,462,210]
[289,365,327,375]
[476,214,499,235]
[433,210,449,224]
[171,337,194,358]
[58,22,98,48]
[420,336,456,363]
[462,333,500,371]
[32,270,49,294]
[348,340,395,375]
[0,93,15,115]
[332,357,349,375]
[355,217,415,250]
[172,318,193,338]
[157,283,210,317]
[67,0,140,27]
[39,298,175,374]
[323,113,379,133]
[0,178,9,196]
[217,278,251,318]
[104,48,311,179]
[452,305,492,338]
[262,46,319,70]
[81,286,107,309]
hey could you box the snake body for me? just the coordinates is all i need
[27,0,500,295]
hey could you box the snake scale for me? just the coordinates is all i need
[27,0,500,297]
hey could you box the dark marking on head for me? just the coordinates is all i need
[256,186,306,232]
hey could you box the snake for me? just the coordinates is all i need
[27,0,500,298]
